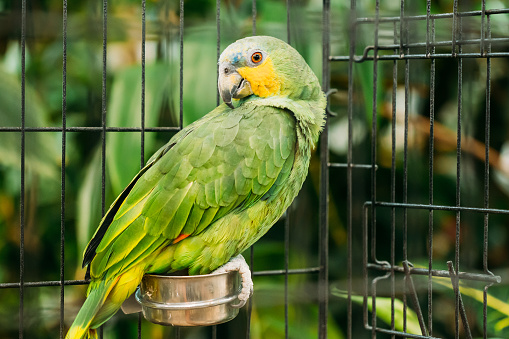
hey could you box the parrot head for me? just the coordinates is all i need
[218,36,323,109]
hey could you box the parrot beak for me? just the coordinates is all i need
[218,63,253,109]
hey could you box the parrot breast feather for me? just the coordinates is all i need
[85,103,296,280]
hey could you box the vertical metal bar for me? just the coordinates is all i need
[346,0,356,337]
[60,0,68,337]
[482,11,493,339]
[480,0,486,56]
[284,3,292,337]
[403,262,428,336]
[246,2,257,336]
[452,0,458,56]
[141,0,146,168]
[101,0,108,218]
[371,278,378,339]
[427,12,436,337]
[319,0,330,338]
[370,0,379,267]
[371,272,391,338]
[139,1,146,337]
[401,0,409,332]
[176,3,184,339]
[454,1,462,336]
[179,0,184,130]
[19,0,26,337]
[390,19,398,338]
[447,262,472,339]
[99,0,108,336]
[362,204,369,330]
[425,0,431,57]
[213,2,220,337]
[138,313,142,339]
[246,246,253,339]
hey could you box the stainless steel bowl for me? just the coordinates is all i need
[135,271,242,327]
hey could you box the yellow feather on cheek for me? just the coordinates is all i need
[237,57,281,97]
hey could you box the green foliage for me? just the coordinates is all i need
[332,289,422,335]
[106,63,171,193]
[0,44,60,182]
[433,277,509,338]
[1,0,509,338]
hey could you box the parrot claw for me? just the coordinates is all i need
[212,254,253,308]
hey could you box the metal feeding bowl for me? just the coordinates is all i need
[135,271,242,327]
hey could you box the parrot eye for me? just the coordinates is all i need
[251,52,263,63]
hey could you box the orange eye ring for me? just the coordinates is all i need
[251,52,263,63]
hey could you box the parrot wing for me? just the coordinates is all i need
[83,103,296,280]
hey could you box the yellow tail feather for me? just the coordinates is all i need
[66,266,144,339]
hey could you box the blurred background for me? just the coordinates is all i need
[0,0,508,338]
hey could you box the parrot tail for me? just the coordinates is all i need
[65,278,117,339]
[66,266,145,339]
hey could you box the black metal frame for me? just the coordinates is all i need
[2,0,509,338]
[330,1,508,338]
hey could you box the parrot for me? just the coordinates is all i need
[66,35,326,339]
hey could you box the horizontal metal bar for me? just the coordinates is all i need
[0,279,89,289]
[355,8,509,24]
[330,51,509,62]
[348,37,509,60]
[367,263,501,283]
[329,163,378,170]
[375,38,509,51]
[367,201,509,215]
[253,267,321,276]
[0,126,180,132]
[0,267,321,289]
[364,325,441,339]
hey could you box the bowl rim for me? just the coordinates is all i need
[135,286,242,310]
[142,270,238,280]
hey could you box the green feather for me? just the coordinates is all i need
[150,182,193,235]
[163,183,199,239]
[181,204,205,235]
[195,206,219,234]
[213,121,239,147]
[234,166,251,195]
[189,135,216,167]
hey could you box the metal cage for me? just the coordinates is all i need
[1,0,509,338]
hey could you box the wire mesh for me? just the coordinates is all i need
[1,0,325,338]
[329,0,508,338]
[1,0,509,338]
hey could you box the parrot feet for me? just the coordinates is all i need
[212,254,253,308]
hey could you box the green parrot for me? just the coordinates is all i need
[66,36,326,339]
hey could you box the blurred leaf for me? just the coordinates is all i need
[434,276,509,335]
[106,62,171,194]
[0,41,25,75]
[251,282,344,339]
[332,289,422,335]
[180,30,218,126]
[76,147,103,259]
[0,61,59,182]
[496,317,509,332]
